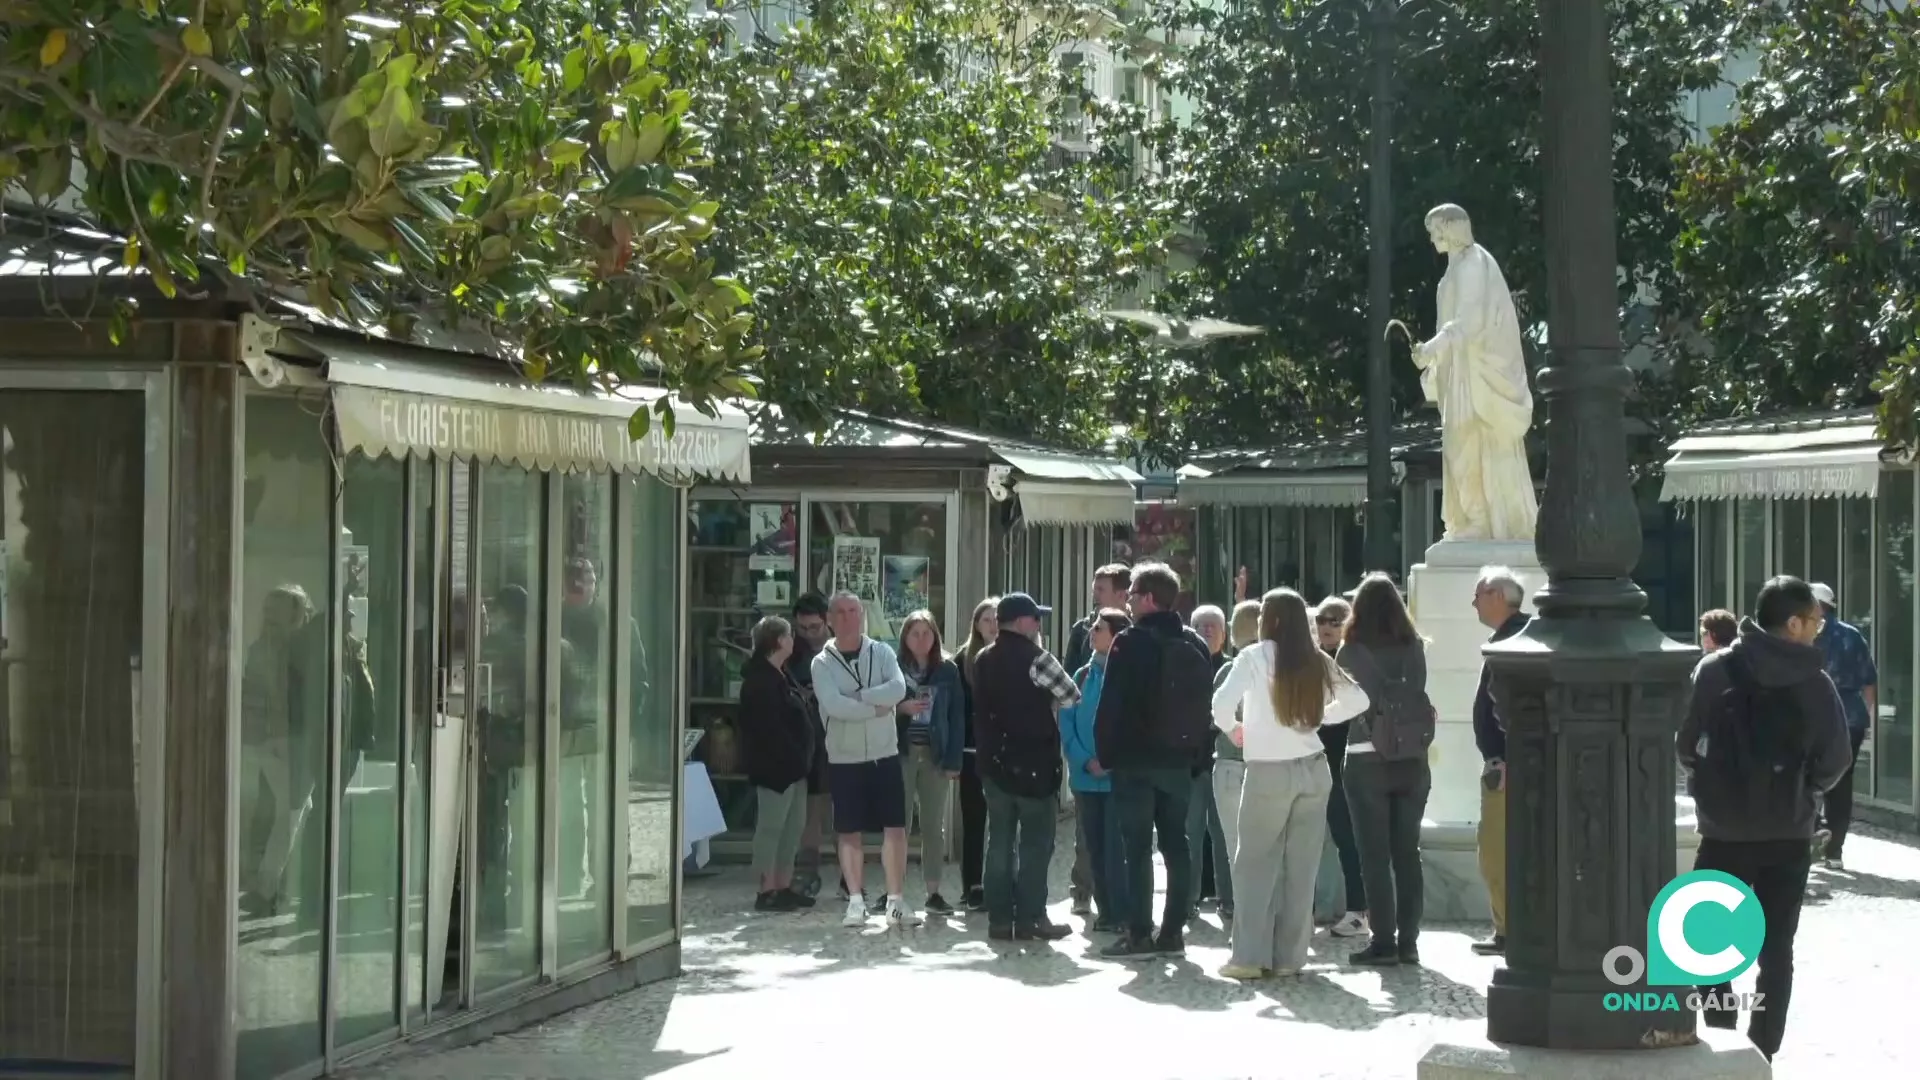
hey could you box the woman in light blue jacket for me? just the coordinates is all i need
[1060,608,1132,933]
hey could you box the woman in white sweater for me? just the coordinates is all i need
[1209,588,1370,979]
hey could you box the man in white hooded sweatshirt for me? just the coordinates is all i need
[812,591,922,928]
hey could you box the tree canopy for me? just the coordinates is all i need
[1111,0,1729,453]
[2,1,1172,448]
[2,0,763,433]
[1660,0,1920,445]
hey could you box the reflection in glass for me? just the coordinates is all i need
[1773,500,1807,581]
[474,465,544,992]
[0,391,143,1069]
[628,476,680,943]
[1843,497,1875,627]
[1734,498,1767,611]
[235,394,330,1076]
[806,499,948,642]
[1696,501,1727,612]
[1808,499,1840,596]
[405,460,436,1020]
[334,455,405,1044]
[1875,475,1914,807]
[558,474,614,965]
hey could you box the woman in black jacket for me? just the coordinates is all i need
[738,616,817,912]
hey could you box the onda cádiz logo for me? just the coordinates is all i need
[1600,870,1768,1014]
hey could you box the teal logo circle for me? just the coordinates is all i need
[1645,870,1765,986]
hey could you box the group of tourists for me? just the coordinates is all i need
[730,552,1853,1062]
[733,559,1455,976]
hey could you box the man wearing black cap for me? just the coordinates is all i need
[1810,582,1877,868]
[971,593,1081,941]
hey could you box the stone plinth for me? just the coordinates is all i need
[1406,538,1545,826]
[1406,538,1701,922]
[1417,1026,1770,1079]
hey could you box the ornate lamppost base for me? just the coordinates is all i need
[1416,1026,1771,1079]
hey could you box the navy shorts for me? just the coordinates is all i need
[829,757,907,833]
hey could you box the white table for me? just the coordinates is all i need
[683,761,727,867]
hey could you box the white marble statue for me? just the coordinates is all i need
[1409,204,1539,542]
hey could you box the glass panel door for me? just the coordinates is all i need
[472,465,545,994]
[332,455,409,1046]
[0,390,146,1073]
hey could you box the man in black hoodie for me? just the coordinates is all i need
[1094,562,1214,960]
[1677,575,1851,1063]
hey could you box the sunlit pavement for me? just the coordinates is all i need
[349,821,1920,1079]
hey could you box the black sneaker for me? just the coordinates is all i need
[1398,944,1421,965]
[781,888,815,909]
[1100,933,1158,961]
[1153,931,1186,958]
[1350,943,1401,966]
[754,890,788,912]
[987,922,1016,941]
[1470,935,1504,956]
[924,892,955,916]
[794,872,822,899]
[1090,915,1123,934]
[962,887,986,912]
[1017,920,1072,941]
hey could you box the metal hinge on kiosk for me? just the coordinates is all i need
[237,312,290,388]
[986,464,1013,502]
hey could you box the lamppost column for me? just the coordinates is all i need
[1480,0,1702,1051]
[1363,0,1397,572]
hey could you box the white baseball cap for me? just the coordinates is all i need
[1810,582,1837,608]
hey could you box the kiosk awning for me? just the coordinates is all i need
[1013,479,1139,527]
[287,332,752,483]
[1179,471,1370,508]
[1659,423,1887,502]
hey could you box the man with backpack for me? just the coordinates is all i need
[1093,562,1216,960]
[1679,575,1852,1063]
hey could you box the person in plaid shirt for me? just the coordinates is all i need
[971,593,1080,940]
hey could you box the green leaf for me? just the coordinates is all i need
[549,138,589,168]
[563,48,588,93]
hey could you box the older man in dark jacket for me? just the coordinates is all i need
[1677,575,1850,1063]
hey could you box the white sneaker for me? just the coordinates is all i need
[1330,912,1368,938]
[886,898,923,929]
[842,896,869,928]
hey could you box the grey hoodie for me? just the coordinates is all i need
[1678,617,1851,843]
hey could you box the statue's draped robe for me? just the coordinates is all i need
[1417,244,1539,541]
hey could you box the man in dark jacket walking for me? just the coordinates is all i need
[1678,575,1851,1063]
[1094,562,1213,960]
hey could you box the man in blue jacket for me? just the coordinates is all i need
[1809,583,1876,868]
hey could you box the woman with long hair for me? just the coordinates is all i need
[736,616,817,912]
[953,597,1000,911]
[895,609,964,914]
[1335,572,1433,966]
[1209,589,1369,980]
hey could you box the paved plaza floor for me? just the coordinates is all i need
[349,820,1920,1079]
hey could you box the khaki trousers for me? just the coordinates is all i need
[1478,782,1507,937]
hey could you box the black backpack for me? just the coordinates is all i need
[1693,651,1812,824]
[1353,647,1435,762]
[1153,625,1218,756]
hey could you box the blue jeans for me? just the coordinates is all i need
[982,777,1057,926]
[1185,765,1234,913]
[1077,790,1128,923]
[1113,767,1194,941]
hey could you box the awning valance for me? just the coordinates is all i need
[294,333,752,483]
[1179,472,1369,508]
[1013,479,1139,527]
[1658,426,1888,502]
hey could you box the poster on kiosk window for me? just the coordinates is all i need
[831,535,890,639]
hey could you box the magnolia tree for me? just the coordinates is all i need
[2,0,757,432]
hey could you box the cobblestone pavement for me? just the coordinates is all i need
[350,820,1920,1080]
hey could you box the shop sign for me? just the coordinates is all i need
[333,385,749,480]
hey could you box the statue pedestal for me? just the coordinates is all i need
[1417,1026,1770,1079]
[1404,539,1700,922]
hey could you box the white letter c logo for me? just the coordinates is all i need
[1657,878,1749,979]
